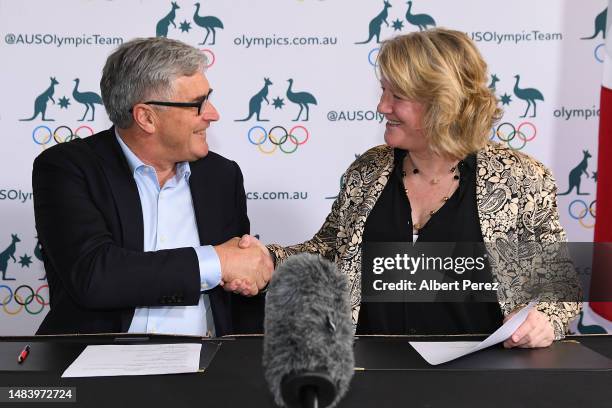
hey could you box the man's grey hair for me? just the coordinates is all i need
[100,37,208,128]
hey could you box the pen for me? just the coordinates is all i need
[17,345,30,364]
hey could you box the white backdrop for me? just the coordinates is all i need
[0,0,608,334]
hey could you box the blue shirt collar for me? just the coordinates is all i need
[114,128,191,181]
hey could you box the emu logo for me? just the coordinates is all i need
[286,79,317,121]
[193,2,224,45]
[72,78,103,121]
[512,75,544,118]
[405,1,436,31]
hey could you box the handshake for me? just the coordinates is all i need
[214,235,274,296]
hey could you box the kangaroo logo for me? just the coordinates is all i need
[0,234,21,281]
[156,1,180,37]
[72,78,103,121]
[405,1,436,31]
[488,74,500,92]
[235,78,273,122]
[20,77,58,121]
[581,7,607,40]
[558,150,592,196]
[355,1,392,44]
[286,79,317,121]
[194,2,224,45]
[512,75,544,118]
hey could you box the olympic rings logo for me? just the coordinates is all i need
[0,284,49,315]
[490,121,537,150]
[247,125,310,155]
[31,125,95,146]
[594,43,605,63]
[200,49,216,68]
[568,199,596,229]
[368,47,380,67]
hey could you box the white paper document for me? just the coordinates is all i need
[409,302,536,365]
[62,343,202,377]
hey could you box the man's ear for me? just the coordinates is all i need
[132,105,157,134]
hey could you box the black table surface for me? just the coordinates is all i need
[0,334,610,408]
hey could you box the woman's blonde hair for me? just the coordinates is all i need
[378,28,502,158]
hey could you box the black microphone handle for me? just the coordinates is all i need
[301,386,318,408]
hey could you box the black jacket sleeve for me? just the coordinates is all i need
[32,145,201,311]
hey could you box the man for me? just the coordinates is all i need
[33,37,271,336]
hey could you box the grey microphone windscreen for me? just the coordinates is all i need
[263,253,354,408]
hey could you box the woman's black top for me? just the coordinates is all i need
[356,149,504,335]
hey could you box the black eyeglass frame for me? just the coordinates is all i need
[130,89,213,115]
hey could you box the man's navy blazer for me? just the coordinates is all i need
[33,127,263,335]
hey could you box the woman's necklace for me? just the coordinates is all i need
[402,154,461,231]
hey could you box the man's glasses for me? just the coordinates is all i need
[130,89,213,115]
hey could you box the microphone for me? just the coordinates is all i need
[263,253,354,408]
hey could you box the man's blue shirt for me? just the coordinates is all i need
[115,131,221,336]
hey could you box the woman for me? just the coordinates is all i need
[263,28,580,347]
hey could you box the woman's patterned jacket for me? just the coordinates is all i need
[268,142,582,339]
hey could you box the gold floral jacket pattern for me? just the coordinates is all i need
[268,142,581,339]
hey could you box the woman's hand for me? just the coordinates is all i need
[503,308,554,348]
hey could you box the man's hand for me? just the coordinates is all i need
[238,234,272,281]
[214,236,273,296]
[503,308,554,349]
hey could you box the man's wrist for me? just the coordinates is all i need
[194,246,222,291]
